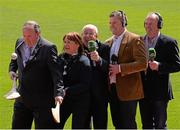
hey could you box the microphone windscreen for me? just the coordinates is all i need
[88,40,97,52]
[148,48,156,61]
[111,54,118,63]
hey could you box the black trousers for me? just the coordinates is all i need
[86,92,108,129]
[58,94,90,129]
[109,84,121,129]
[91,96,108,129]
[139,98,168,129]
[109,84,138,129]
[12,101,58,129]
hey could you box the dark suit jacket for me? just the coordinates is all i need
[142,34,180,100]
[106,31,147,101]
[9,37,64,108]
[58,53,91,99]
[84,40,110,102]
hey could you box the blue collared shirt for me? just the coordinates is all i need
[19,39,38,66]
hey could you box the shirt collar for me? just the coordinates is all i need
[145,32,160,49]
[146,32,160,43]
[113,29,126,41]
[24,37,40,50]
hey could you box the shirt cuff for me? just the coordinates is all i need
[118,64,121,73]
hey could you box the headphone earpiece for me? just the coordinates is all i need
[154,12,163,29]
[118,10,128,27]
[34,24,40,33]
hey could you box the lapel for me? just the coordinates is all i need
[118,31,129,59]
[154,34,165,61]
[106,36,114,47]
[25,38,43,66]
[16,40,24,50]
[96,40,101,52]
[154,34,163,50]
[16,40,24,70]
[16,40,24,59]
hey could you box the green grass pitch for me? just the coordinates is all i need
[0,0,180,129]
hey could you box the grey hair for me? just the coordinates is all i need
[82,24,98,34]
[23,20,40,33]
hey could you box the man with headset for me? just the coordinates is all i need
[105,10,147,128]
[9,20,64,129]
[139,12,180,129]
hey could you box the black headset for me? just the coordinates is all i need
[34,24,40,33]
[118,10,128,27]
[154,12,163,29]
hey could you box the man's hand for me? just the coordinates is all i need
[89,51,100,62]
[149,60,159,71]
[109,64,121,76]
[9,71,18,80]
[55,96,63,105]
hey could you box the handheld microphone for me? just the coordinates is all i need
[88,40,98,66]
[148,48,156,61]
[88,40,97,52]
[111,54,118,64]
[110,54,118,84]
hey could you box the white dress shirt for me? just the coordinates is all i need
[110,30,126,63]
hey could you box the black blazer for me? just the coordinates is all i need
[84,40,110,100]
[58,53,91,99]
[142,34,180,100]
[9,37,64,108]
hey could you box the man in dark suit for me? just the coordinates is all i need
[9,20,64,129]
[105,10,147,129]
[81,24,109,129]
[139,12,180,129]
